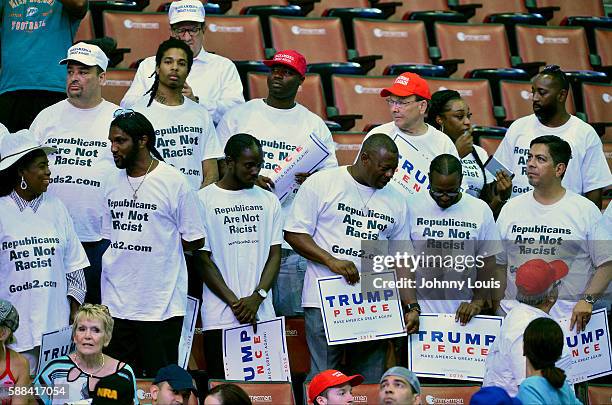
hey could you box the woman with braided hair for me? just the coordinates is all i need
[427,90,512,217]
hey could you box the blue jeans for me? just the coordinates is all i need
[82,239,110,304]
[273,249,306,316]
[304,307,387,383]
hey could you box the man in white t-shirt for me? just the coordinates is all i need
[120,0,244,124]
[407,154,502,322]
[362,72,458,197]
[30,42,118,304]
[494,65,611,208]
[195,133,282,378]
[132,38,222,190]
[483,259,572,396]
[102,110,205,377]
[217,50,338,317]
[496,135,611,329]
[285,134,413,381]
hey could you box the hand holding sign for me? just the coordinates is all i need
[256,175,274,191]
[326,257,360,285]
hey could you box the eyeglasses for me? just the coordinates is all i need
[385,98,420,107]
[113,108,135,119]
[172,26,202,36]
[429,189,461,198]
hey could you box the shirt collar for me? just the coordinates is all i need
[10,190,44,213]
[194,47,207,63]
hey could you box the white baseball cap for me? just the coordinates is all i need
[168,0,205,25]
[60,42,109,71]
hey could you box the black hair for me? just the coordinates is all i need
[430,153,462,178]
[207,383,252,405]
[427,89,487,186]
[0,149,47,197]
[224,133,262,161]
[145,38,194,107]
[523,318,566,389]
[530,135,572,178]
[361,133,398,156]
[110,111,164,161]
[538,65,570,91]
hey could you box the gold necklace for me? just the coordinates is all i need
[126,158,154,200]
[74,353,105,377]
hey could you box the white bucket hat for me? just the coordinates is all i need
[0,129,57,171]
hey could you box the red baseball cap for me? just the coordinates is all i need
[263,50,307,77]
[308,370,364,403]
[516,259,569,296]
[380,72,431,99]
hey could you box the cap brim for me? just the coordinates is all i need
[169,15,205,25]
[380,86,415,97]
[0,145,57,171]
[263,59,304,76]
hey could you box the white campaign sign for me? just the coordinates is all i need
[222,317,291,382]
[317,271,406,345]
[178,296,199,369]
[559,308,612,384]
[409,313,503,381]
[391,133,433,196]
[37,325,74,374]
[269,132,330,203]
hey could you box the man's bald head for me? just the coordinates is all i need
[361,133,398,156]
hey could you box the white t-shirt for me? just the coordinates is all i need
[496,190,608,320]
[494,114,611,197]
[197,184,283,331]
[0,195,89,351]
[217,98,338,220]
[406,192,502,314]
[121,48,245,124]
[284,166,412,308]
[365,122,458,196]
[101,162,205,321]
[461,145,493,198]
[132,98,223,190]
[482,303,572,396]
[30,99,118,242]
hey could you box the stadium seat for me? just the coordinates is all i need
[304,381,379,404]
[499,79,576,125]
[246,72,361,130]
[514,25,597,71]
[331,75,392,131]
[425,77,500,127]
[311,0,369,17]
[421,384,482,404]
[135,379,154,405]
[324,7,387,50]
[205,16,266,62]
[407,10,468,47]
[332,132,366,165]
[101,69,136,105]
[594,28,612,70]
[456,0,528,23]
[477,134,504,155]
[75,11,95,42]
[385,0,450,21]
[353,19,432,76]
[580,83,612,137]
[485,12,547,57]
[563,17,612,60]
[586,384,612,405]
[208,380,296,404]
[243,5,304,48]
[285,317,311,375]
[527,0,605,27]
[228,0,288,15]
[102,11,170,68]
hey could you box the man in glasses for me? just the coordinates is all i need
[496,135,610,329]
[359,72,458,197]
[29,42,119,304]
[406,153,502,324]
[482,259,572,396]
[120,0,244,125]
[494,65,610,208]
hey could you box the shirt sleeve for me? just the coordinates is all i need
[201,111,224,160]
[493,123,516,170]
[585,203,611,267]
[509,335,527,386]
[177,186,206,242]
[283,177,321,236]
[29,110,47,143]
[478,206,503,258]
[315,118,338,170]
[60,201,90,273]
[120,61,153,108]
[495,206,510,266]
[215,112,234,149]
[66,269,87,304]
[581,128,612,193]
[200,61,245,125]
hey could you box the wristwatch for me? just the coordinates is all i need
[256,289,268,299]
[582,294,597,305]
[404,303,421,314]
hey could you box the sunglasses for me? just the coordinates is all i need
[113,108,136,119]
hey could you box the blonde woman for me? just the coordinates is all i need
[34,304,138,404]
[0,299,31,405]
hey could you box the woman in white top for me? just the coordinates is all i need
[427,90,512,217]
[0,130,89,373]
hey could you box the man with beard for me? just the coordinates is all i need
[194,133,282,378]
[102,110,204,376]
[494,65,611,208]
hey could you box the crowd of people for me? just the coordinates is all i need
[1,0,611,403]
